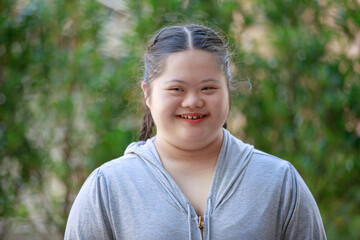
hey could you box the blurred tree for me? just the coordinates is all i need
[1,0,134,238]
[228,0,360,239]
[0,0,45,238]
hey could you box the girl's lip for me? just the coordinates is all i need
[176,113,208,123]
[177,113,207,117]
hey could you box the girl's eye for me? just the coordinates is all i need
[171,88,183,92]
[202,87,215,91]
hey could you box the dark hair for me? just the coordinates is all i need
[138,24,231,141]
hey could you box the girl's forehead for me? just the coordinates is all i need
[149,50,228,89]
[166,49,218,61]
[163,50,222,73]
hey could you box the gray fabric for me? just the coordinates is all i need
[64,129,326,240]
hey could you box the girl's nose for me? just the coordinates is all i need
[181,92,204,109]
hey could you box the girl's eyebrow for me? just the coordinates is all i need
[202,78,219,83]
[164,79,184,84]
[164,78,220,84]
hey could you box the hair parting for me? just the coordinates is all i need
[183,26,193,48]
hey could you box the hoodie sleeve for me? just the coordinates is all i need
[64,168,114,240]
[282,164,327,240]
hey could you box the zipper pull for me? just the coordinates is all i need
[198,216,204,235]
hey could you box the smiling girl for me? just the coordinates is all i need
[65,25,326,240]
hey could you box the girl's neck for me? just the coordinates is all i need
[153,131,223,172]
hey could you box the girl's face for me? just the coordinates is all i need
[142,49,230,150]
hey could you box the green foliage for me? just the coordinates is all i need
[0,0,44,218]
[1,0,133,238]
[230,0,360,238]
[1,0,359,239]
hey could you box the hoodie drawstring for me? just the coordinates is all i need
[187,203,193,240]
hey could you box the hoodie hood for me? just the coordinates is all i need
[124,128,254,239]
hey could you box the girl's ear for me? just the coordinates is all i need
[141,82,150,107]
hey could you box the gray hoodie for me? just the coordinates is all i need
[64,129,326,239]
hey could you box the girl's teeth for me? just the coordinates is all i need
[181,115,203,119]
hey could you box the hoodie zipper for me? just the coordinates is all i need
[198,216,204,238]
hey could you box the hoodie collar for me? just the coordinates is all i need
[124,129,254,214]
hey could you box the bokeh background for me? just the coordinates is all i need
[1,0,359,239]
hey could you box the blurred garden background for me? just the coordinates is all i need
[1,0,359,239]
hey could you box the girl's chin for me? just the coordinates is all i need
[178,131,218,144]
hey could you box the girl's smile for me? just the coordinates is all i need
[177,113,208,124]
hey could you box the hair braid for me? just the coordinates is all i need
[138,107,154,141]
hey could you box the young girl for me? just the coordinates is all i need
[65,25,326,239]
